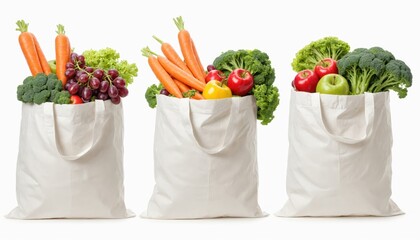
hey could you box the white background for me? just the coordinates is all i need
[1,0,419,239]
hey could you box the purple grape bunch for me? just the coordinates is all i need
[64,52,129,104]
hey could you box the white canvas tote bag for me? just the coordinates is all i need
[7,100,133,219]
[277,90,402,217]
[143,95,264,219]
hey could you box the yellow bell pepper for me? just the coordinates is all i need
[203,80,232,99]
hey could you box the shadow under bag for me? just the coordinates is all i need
[8,100,133,219]
[277,91,402,217]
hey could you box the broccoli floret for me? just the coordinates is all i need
[23,76,33,84]
[47,73,58,80]
[291,36,350,72]
[338,48,386,94]
[17,73,68,104]
[46,78,56,91]
[338,47,412,97]
[252,84,280,125]
[22,89,34,103]
[369,59,412,98]
[46,73,62,91]
[49,89,59,102]
[145,83,163,108]
[53,91,71,104]
[33,90,51,104]
[213,49,275,86]
[213,50,245,76]
[17,76,35,103]
[32,73,48,93]
[369,47,395,63]
[17,85,25,102]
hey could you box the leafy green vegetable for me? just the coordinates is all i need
[252,84,280,125]
[213,49,279,125]
[145,83,163,108]
[213,49,275,86]
[182,89,197,98]
[17,73,69,104]
[338,47,412,98]
[291,36,350,72]
[83,48,138,85]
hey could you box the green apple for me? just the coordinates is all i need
[316,73,349,95]
[48,60,56,74]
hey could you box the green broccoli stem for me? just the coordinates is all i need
[350,69,375,95]
[360,70,373,94]
[375,78,400,92]
[221,64,233,73]
[228,57,245,72]
[348,67,359,95]
[220,57,243,74]
[368,76,384,92]
[369,74,399,93]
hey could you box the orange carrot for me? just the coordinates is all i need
[31,33,51,75]
[194,91,204,100]
[191,40,206,79]
[16,20,43,76]
[142,47,182,98]
[157,55,206,92]
[153,35,193,75]
[174,79,204,100]
[55,24,71,86]
[173,16,206,83]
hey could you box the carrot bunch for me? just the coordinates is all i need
[143,16,206,100]
[16,20,51,76]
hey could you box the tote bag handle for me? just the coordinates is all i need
[43,100,106,161]
[312,92,375,144]
[179,98,239,154]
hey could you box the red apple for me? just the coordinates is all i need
[293,69,319,93]
[70,95,83,104]
[314,58,338,78]
[205,70,225,83]
[227,68,254,96]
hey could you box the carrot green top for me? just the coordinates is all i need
[16,20,29,33]
[173,16,185,31]
[56,24,66,35]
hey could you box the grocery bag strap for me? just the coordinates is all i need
[312,92,375,144]
[43,100,106,161]
[180,98,239,154]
